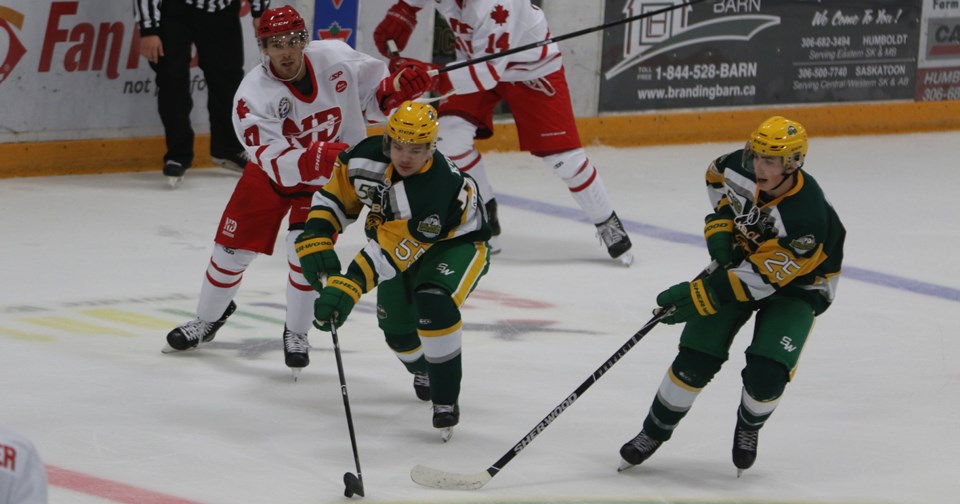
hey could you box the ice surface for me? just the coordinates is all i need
[1,132,958,503]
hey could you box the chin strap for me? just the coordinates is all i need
[767,168,797,194]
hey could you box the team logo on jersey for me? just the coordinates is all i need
[491,4,510,25]
[789,234,817,253]
[0,6,27,87]
[336,80,348,93]
[416,214,442,238]
[283,108,343,145]
[222,218,238,238]
[277,97,292,119]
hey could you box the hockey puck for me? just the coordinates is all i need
[343,472,364,498]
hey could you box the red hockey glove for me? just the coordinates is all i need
[373,0,420,57]
[377,62,433,112]
[388,57,452,96]
[298,141,348,181]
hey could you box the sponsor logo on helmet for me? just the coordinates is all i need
[417,214,442,238]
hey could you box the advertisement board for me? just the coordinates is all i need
[314,0,359,47]
[915,0,960,101]
[0,1,263,142]
[600,0,923,112]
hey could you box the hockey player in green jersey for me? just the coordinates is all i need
[619,116,845,475]
[294,101,491,441]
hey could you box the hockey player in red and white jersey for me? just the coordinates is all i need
[163,5,434,379]
[374,0,634,264]
[0,425,48,504]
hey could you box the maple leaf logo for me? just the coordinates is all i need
[491,4,509,25]
[317,21,352,42]
[236,99,250,120]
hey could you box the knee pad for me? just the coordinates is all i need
[210,243,256,278]
[540,148,589,182]
[415,287,460,330]
[384,331,421,354]
[437,116,478,158]
[741,354,789,401]
[415,287,462,363]
[671,347,725,388]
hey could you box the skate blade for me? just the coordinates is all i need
[617,459,635,472]
[166,176,183,189]
[161,344,182,354]
[290,368,302,382]
[439,427,454,442]
[737,468,745,478]
[615,251,635,266]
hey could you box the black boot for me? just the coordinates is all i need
[165,301,236,351]
[619,430,663,469]
[732,423,759,475]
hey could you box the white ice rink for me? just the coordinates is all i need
[2,131,958,504]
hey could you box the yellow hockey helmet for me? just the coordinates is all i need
[386,101,439,146]
[748,116,808,170]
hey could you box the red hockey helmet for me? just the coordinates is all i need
[257,6,307,40]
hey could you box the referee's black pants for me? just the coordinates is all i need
[149,0,245,168]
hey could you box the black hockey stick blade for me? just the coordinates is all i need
[343,472,364,498]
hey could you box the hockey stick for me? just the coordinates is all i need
[330,320,365,498]
[410,262,717,490]
[428,0,707,75]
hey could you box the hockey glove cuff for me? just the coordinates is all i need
[298,141,348,182]
[377,63,433,112]
[294,232,341,292]
[656,279,719,325]
[704,213,737,268]
[313,275,363,331]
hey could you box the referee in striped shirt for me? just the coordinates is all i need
[134,0,269,187]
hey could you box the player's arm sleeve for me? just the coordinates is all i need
[352,53,392,123]
[304,157,364,236]
[705,154,734,213]
[707,231,829,304]
[134,0,161,35]
[342,219,437,293]
[232,92,330,188]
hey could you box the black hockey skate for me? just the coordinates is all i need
[164,301,236,352]
[596,211,633,266]
[433,403,459,442]
[618,430,663,471]
[212,150,250,174]
[282,326,310,380]
[732,423,759,477]
[413,372,430,401]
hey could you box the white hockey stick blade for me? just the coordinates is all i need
[410,465,492,490]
